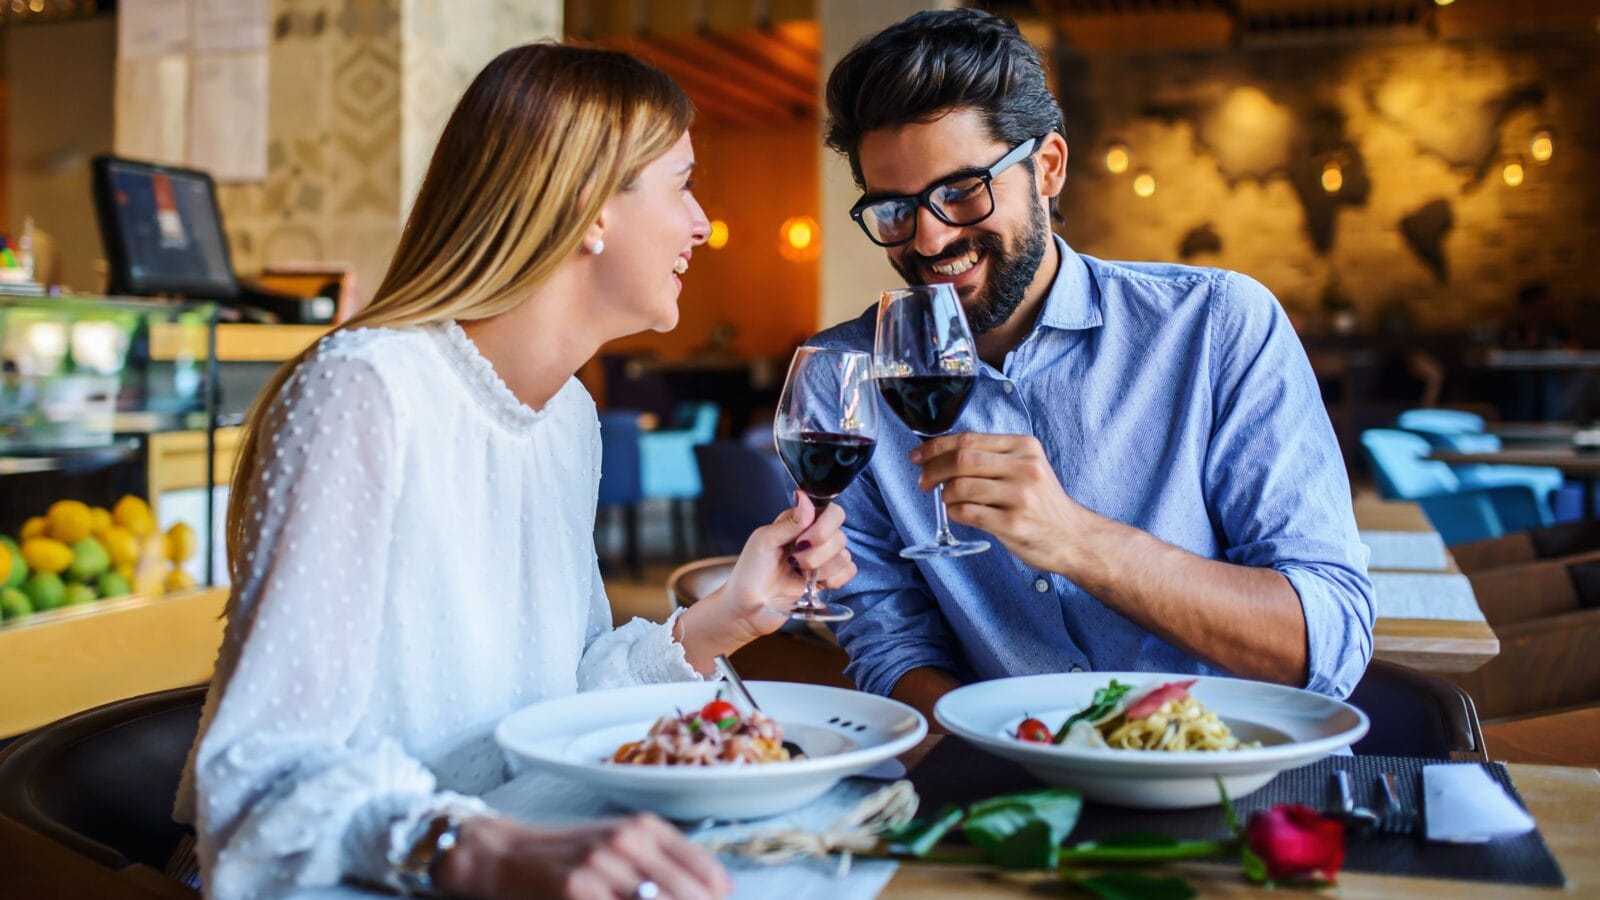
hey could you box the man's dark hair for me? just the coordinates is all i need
[825,8,1064,191]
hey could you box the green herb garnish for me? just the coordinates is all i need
[1052,679,1133,744]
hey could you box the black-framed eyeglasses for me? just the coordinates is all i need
[849,134,1045,248]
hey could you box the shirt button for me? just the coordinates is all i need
[1070,665,1084,673]
[1003,382,1015,395]
[1033,577,1050,593]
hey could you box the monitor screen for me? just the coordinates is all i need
[92,156,239,300]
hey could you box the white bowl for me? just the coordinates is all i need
[934,672,1368,810]
[496,681,926,821]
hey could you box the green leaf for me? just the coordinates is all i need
[1053,680,1134,743]
[1075,872,1197,900]
[963,789,1083,869]
[1218,778,1241,837]
[1241,846,1269,884]
[716,716,739,731]
[882,805,965,857]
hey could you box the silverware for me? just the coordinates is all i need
[1376,771,1419,836]
[1331,770,1378,832]
[713,654,761,713]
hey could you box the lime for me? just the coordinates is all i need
[68,538,111,582]
[96,571,131,599]
[63,583,97,606]
[0,586,30,619]
[0,537,23,589]
[23,572,65,611]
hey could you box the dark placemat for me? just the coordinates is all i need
[908,737,1565,887]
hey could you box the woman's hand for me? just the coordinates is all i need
[438,813,730,900]
[677,491,855,673]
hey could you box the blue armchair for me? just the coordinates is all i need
[1361,429,1550,545]
[598,411,645,578]
[693,441,794,556]
[1395,408,1565,500]
[640,402,721,559]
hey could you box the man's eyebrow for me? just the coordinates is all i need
[859,164,991,204]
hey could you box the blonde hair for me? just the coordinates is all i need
[225,43,693,579]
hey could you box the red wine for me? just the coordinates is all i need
[877,374,976,437]
[776,431,877,507]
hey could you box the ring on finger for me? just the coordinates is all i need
[634,879,660,900]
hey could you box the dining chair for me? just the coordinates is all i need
[1347,660,1485,761]
[598,410,646,579]
[1360,428,1550,544]
[641,402,722,560]
[1395,409,1566,502]
[693,441,795,557]
[666,556,854,689]
[1451,519,1600,573]
[0,684,205,896]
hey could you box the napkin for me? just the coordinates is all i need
[1423,763,1536,844]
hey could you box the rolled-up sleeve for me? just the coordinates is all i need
[829,467,965,697]
[1203,272,1375,697]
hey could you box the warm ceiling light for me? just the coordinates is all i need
[1433,0,1454,6]
[1530,130,1553,164]
[778,216,821,261]
[1502,158,1525,187]
[707,219,729,250]
[1321,160,1343,194]
[1105,144,1130,174]
[1132,172,1156,198]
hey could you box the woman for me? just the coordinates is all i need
[174,44,853,899]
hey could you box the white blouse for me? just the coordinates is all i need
[174,322,704,898]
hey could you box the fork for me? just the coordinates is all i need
[1376,771,1419,836]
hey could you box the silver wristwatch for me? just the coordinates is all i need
[395,813,464,897]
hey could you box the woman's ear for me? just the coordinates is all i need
[1038,132,1069,199]
[581,212,607,255]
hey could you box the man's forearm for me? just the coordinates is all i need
[889,666,962,730]
[1057,513,1309,686]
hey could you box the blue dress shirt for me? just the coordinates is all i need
[809,237,1374,699]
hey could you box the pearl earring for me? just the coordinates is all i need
[588,239,605,255]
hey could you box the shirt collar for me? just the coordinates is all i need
[1033,235,1103,332]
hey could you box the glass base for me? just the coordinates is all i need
[900,538,991,560]
[789,601,854,623]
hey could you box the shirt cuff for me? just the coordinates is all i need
[624,608,714,685]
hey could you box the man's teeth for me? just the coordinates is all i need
[673,258,689,275]
[929,250,979,277]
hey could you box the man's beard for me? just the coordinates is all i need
[894,201,1050,335]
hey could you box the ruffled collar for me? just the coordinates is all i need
[427,320,563,433]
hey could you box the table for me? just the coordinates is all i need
[1429,448,1600,518]
[1483,704,1600,770]
[1487,422,1581,445]
[883,736,1600,898]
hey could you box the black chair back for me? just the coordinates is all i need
[1347,659,1485,760]
[693,441,794,556]
[0,685,206,870]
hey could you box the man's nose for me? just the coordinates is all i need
[909,204,961,259]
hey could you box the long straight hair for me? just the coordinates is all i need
[225,43,694,579]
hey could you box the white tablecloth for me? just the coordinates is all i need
[1360,529,1450,571]
[1371,571,1485,621]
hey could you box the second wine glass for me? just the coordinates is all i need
[773,346,879,622]
[873,283,991,559]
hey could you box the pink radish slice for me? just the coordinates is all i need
[1125,679,1197,720]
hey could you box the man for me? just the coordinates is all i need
[811,8,1373,721]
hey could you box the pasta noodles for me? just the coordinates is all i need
[611,707,795,766]
[1016,678,1259,752]
[1099,695,1258,752]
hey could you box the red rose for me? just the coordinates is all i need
[1245,804,1345,882]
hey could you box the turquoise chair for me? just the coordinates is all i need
[641,402,721,559]
[1361,429,1550,545]
[1395,409,1565,500]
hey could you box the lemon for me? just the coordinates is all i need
[101,527,139,568]
[21,538,72,575]
[164,567,197,594]
[0,545,9,587]
[89,507,113,534]
[47,500,93,544]
[115,563,135,583]
[20,516,48,540]
[166,522,198,564]
[113,495,157,538]
[0,538,23,589]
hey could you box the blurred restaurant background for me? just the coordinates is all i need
[1,0,1598,769]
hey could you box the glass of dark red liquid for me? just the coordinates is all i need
[873,284,991,559]
[773,346,879,622]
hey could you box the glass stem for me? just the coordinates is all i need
[933,483,957,546]
[798,567,820,610]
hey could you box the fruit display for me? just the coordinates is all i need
[0,495,200,623]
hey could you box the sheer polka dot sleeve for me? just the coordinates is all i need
[189,351,486,897]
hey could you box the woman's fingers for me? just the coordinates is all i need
[813,549,855,590]
[791,524,845,572]
[627,815,728,899]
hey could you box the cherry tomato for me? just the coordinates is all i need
[1016,717,1053,743]
[700,700,740,727]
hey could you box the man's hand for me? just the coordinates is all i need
[911,433,1084,572]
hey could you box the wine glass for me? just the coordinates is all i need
[873,283,991,559]
[773,346,879,622]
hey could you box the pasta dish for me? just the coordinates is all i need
[611,698,796,766]
[1013,678,1259,752]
